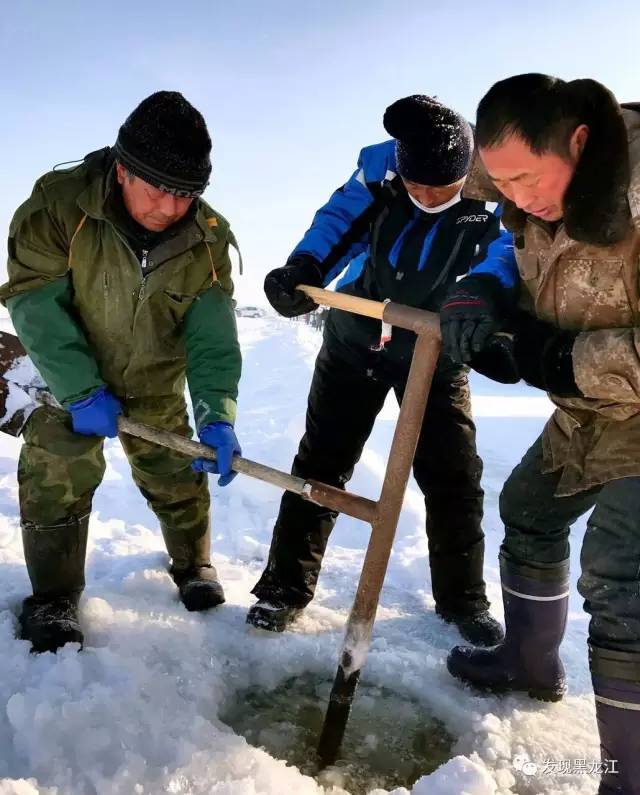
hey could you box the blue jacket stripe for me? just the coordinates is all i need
[292,167,372,266]
[417,218,443,271]
[388,214,419,269]
[291,141,397,283]
[470,230,518,288]
[336,252,368,289]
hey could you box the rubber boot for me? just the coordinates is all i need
[161,521,225,611]
[590,645,640,794]
[447,552,569,701]
[19,513,88,653]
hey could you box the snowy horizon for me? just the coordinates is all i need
[1,1,639,306]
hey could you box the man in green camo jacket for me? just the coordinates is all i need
[0,91,242,653]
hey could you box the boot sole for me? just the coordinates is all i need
[452,675,564,702]
[28,633,84,654]
[180,582,226,612]
[447,660,565,703]
[20,624,84,654]
[246,605,302,632]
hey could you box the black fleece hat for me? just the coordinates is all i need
[114,91,212,197]
[383,95,473,186]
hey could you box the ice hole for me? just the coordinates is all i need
[220,672,455,794]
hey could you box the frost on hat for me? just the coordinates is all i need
[383,95,473,186]
[114,91,212,197]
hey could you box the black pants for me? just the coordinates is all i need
[252,342,489,616]
[501,436,640,652]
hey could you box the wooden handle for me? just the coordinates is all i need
[118,416,308,496]
[297,285,385,321]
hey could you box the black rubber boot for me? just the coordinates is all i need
[161,522,225,611]
[246,599,303,632]
[590,645,640,794]
[447,553,569,702]
[19,595,83,653]
[440,610,504,647]
[20,513,89,653]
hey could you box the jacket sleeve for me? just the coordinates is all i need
[572,328,640,403]
[2,196,105,406]
[469,210,519,289]
[290,147,381,285]
[184,239,242,430]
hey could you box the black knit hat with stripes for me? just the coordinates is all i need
[114,91,212,198]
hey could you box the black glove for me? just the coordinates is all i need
[470,334,520,384]
[264,255,324,318]
[440,274,514,364]
[509,312,582,397]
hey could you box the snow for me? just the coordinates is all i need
[0,383,35,429]
[0,314,601,794]
[4,356,45,390]
[341,621,371,679]
[410,755,497,794]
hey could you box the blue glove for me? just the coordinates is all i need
[192,421,242,486]
[69,386,122,438]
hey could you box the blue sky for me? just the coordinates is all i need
[1,0,638,304]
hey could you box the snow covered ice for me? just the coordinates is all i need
[0,312,601,794]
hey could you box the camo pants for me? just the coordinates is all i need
[19,396,210,538]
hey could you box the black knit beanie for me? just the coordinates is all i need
[114,91,212,197]
[383,95,473,186]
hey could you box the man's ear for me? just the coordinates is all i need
[569,123,589,161]
[115,162,127,186]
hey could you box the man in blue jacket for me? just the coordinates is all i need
[248,96,515,645]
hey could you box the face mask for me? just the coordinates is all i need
[408,189,462,214]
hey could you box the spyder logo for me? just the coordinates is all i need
[456,214,489,224]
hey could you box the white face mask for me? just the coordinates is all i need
[408,189,462,214]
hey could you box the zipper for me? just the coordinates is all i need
[109,227,148,300]
[423,229,467,301]
[110,225,145,276]
[370,204,391,267]
[106,226,148,360]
